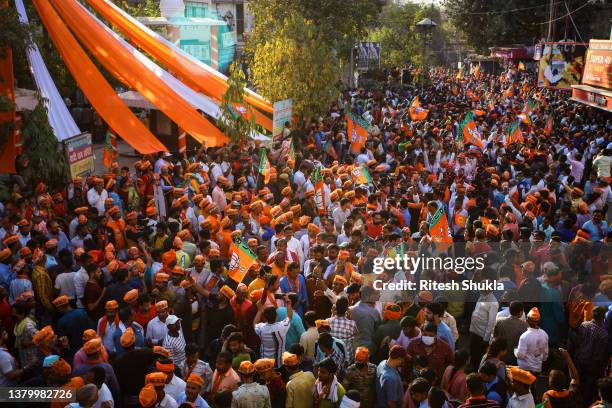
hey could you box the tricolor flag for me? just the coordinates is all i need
[351,165,372,185]
[103,129,117,169]
[544,116,553,136]
[228,236,258,283]
[258,148,271,184]
[459,113,485,149]
[311,166,327,214]
[409,97,429,121]
[347,113,369,154]
[429,205,453,248]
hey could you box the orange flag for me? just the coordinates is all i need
[409,97,429,121]
[544,116,553,136]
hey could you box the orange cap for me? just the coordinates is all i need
[355,346,370,362]
[187,373,205,387]
[120,327,136,348]
[281,352,299,367]
[83,338,102,354]
[139,384,158,407]
[123,289,139,304]
[52,295,70,308]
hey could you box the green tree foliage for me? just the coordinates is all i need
[250,14,340,123]
[21,100,68,187]
[370,2,450,69]
[0,6,33,59]
[246,0,382,66]
[115,0,161,17]
[217,62,257,144]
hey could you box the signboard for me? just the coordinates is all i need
[356,42,381,70]
[64,132,93,178]
[582,39,612,89]
[272,99,292,139]
[572,85,612,112]
[537,42,587,89]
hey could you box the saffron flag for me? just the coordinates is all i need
[429,205,453,247]
[518,61,526,71]
[518,100,536,124]
[472,64,481,78]
[103,129,117,168]
[228,236,257,283]
[459,113,485,149]
[409,97,429,121]
[506,121,523,146]
[347,113,369,154]
[466,88,479,102]
[544,116,553,136]
[455,69,462,80]
[311,165,326,214]
[351,165,372,185]
[503,87,514,98]
[472,109,486,117]
[258,148,271,184]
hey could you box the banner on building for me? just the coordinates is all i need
[537,42,587,89]
[582,39,612,89]
[356,42,381,70]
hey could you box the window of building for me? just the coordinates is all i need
[184,1,208,18]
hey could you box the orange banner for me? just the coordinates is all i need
[0,44,16,174]
[49,0,228,147]
[32,0,166,154]
[86,0,274,126]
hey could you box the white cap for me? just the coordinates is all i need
[165,315,179,326]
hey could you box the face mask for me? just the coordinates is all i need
[421,335,435,346]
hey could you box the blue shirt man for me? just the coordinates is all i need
[276,306,305,351]
[375,351,405,408]
[113,321,145,355]
[279,267,309,317]
[0,259,15,292]
[582,210,609,241]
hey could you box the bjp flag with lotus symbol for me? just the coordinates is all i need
[228,236,257,283]
[459,113,485,149]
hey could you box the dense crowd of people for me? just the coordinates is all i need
[0,65,611,408]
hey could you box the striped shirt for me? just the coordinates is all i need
[163,330,186,371]
[255,318,291,368]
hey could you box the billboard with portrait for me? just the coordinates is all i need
[537,42,587,89]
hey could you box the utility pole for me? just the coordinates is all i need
[547,0,555,41]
